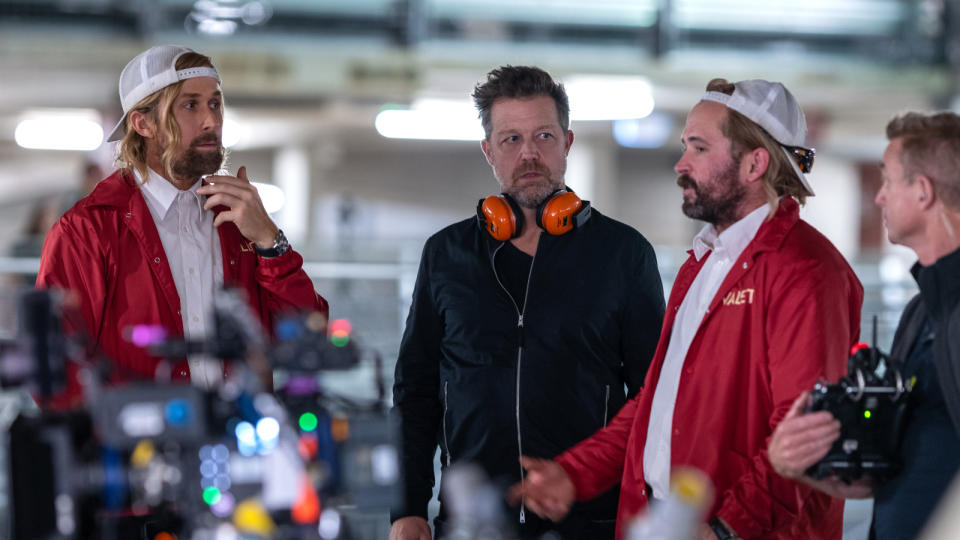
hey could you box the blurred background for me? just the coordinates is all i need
[1,0,958,537]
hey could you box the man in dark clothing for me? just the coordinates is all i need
[768,111,960,540]
[389,66,665,540]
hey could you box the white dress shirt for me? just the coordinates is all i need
[643,202,770,499]
[137,168,225,388]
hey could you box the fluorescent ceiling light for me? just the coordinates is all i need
[613,112,673,148]
[252,182,285,214]
[375,98,484,141]
[15,109,103,151]
[374,76,656,141]
[566,75,655,121]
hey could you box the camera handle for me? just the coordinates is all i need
[893,370,905,400]
[852,368,866,401]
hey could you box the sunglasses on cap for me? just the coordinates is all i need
[787,146,815,174]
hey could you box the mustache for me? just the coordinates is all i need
[513,162,551,181]
[190,134,221,148]
[677,174,697,190]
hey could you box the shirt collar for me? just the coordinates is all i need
[692,201,770,261]
[135,167,204,216]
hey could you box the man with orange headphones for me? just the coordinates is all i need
[390,65,666,540]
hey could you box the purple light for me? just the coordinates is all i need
[127,325,168,347]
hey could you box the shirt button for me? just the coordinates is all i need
[230,260,236,265]
[192,316,199,322]
[743,262,749,269]
[673,429,680,436]
[153,257,161,263]
[189,267,195,275]
[183,226,188,232]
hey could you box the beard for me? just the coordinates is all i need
[677,155,746,228]
[171,134,224,181]
[503,160,564,208]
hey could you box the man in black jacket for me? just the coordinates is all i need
[389,65,666,540]
[767,111,960,540]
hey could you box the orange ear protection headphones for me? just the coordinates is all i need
[476,189,592,241]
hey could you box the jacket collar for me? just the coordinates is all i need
[685,197,801,262]
[914,246,960,323]
[79,169,140,209]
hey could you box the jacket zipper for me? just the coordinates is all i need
[603,384,611,428]
[491,242,537,524]
[442,380,452,466]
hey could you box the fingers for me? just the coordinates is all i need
[770,403,842,478]
[520,456,548,472]
[200,180,256,207]
[237,165,248,182]
[389,517,431,540]
[818,476,875,499]
[507,482,523,505]
[213,210,233,228]
[784,391,811,420]
[512,456,575,522]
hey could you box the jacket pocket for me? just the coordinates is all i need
[602,384,611,429]
[442,380,452,466]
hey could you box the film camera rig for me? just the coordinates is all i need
[1,288,399,540]
[806,317,912,482]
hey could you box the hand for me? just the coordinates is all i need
[198,166,279,248]
[768,392,840,479]
[807,475,874,499]
[389,516,431,540]
[508,457,575,522]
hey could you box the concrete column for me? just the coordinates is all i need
[565,135,619,218]
[799,155,859,258]
[273,145,309,248]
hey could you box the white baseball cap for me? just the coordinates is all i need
[701,79,816,196]
[106,44,221,143]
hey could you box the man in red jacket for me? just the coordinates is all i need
[36,45,327,407]
[511,78,863,539]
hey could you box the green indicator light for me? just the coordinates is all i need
[299,412,319,432]
[331,334,349,348]
[202,486,222,505]
[864,410,872,419]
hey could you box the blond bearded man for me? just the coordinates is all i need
[37,45,326,407]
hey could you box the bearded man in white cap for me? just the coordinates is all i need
[37,45,326,408]
[510,78,864,539]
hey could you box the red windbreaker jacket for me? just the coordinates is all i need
[556,198,863,539]
[36,170,327,407]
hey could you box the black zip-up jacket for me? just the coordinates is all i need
[392,208,665,537]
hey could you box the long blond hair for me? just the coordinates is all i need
[115,52,217,181]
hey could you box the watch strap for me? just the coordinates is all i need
[254,229,290,258]
[708,517,739,540]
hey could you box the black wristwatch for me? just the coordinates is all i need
[254,229,290,258]
[708,517,739,540]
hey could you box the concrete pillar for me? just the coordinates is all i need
[799,155,859,258]
[565,135,619,218]
[273,145,310,248]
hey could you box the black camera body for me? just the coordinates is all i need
[806,341,912,481]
